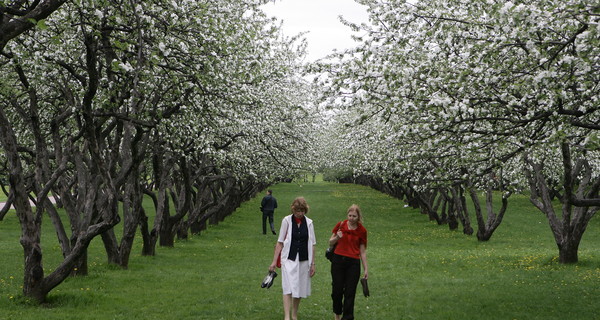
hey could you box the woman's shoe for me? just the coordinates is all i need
[261,270,278,289]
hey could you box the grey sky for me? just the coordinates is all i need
[261,0,370,61]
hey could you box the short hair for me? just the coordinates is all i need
[291,197,309,214]
[267,189,273,194]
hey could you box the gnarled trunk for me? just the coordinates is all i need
[449,184,474,235]
[470,184,510,242]
[525,144,599,264]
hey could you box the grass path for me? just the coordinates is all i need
[2,181,600,319]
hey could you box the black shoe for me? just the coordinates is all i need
[272,231,276,235]
[261,271,277,289]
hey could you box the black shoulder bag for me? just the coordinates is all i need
[325,221,344,261]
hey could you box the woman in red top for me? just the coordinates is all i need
[329,204,368,320]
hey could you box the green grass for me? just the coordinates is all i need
[2,181,600,319]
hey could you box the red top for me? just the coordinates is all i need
[332,220,367,259]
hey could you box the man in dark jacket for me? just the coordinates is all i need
[261,189,278,235]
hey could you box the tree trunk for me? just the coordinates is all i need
[70,249,89,276]
[525,147,598,264]
[101,230,121,265]
[140,191,158,256]
[44,201,71,258]
[0,191,14,220]
[413,187,442,224]
[438,189,449,225]
[102,160,148,268]
[158,190,174,247]
[471,188,510,242]
[140,208,156,256]
[21,218,45,301]
[187,183,214,235]
[449,184,473,235]
[558,237,580,264]
[445,195,458,230]
[117,183,144,268]
[0,104,46,301]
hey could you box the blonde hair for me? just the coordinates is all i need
[291,197,309,214]
[348,204,363,224]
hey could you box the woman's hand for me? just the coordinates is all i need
[360,243,368,280]
[329,232,342,247]
[309,263,316,277]
[269,263,276,273]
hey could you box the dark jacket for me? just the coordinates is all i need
[261,194,278,212]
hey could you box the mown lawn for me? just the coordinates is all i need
[1,181,600,319]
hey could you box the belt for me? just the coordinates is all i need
[334,253,360,262]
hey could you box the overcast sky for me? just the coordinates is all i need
[261,0,370,61]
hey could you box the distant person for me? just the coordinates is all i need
[269,197,316,320]
[329,204,368,320]
[261,189,278,235]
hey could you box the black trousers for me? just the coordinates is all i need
[262,211,275,234]
[331,254,361,320]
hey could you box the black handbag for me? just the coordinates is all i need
[325,245,335,261]
[326,221,344,261]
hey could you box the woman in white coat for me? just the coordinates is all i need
[269,197,316,320]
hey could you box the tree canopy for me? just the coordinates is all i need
[315,0,599,260]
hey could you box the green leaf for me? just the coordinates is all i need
[111,61,122,72]
[36,19,48,30]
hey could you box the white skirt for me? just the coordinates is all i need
[281,256,311,298]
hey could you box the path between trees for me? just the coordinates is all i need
[0,196,56,209]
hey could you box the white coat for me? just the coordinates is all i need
[277,214,316,298]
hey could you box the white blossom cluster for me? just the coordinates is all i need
[1,0,319,186]
[316,0,599,194]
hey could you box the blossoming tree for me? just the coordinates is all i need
[317,0,599,261]
[0,0,317,302]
